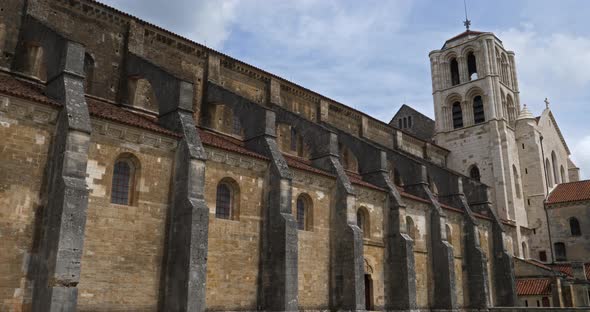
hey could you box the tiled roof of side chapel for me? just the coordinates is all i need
[547,179,590,204]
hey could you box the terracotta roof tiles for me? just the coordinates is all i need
[86,98,180,137]
[551,263,590,280]
[516,278,552,296]
[547,180,590,204]
[197,129,268,160]
[0,73,58,106]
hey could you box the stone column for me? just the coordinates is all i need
[457,55,468,84]
[17,16,92,312]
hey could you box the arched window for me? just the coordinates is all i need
[554,242,567,261]
[216,179,239,220]
[111,156,138,205]
[446,224,453,246]
[513,165,521,198]
[560,165,567,183]
[403,117,407,128]
[393,168,403,187]
[128,77,158,112]
[408,116,412,128]
[84,53,95,94]
[551,151,559,184]
[545,158,554,186]
[290,127,297,152]
[20,43,46,80]
[398,119,402,128]
[452,101,463,129]
[473,95,485,124]
[339,143,358,173]
[450,58,460,86]
[570,217,581,236]
[469,165,481,182]
[232,115,242,136]
[357,207,370,238]
[296,194,312,231]
[467,52,478,80]
[522,242,528,259]
[506,95,516,122]
[406,216,415,240]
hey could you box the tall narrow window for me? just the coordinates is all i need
[290,127,297,152]
[467,52,478,80]
[111,158,136,205]
[452,101,463,129]
[551,151,559,184]
[406,216,415,240]
[570,217,581,236]
[216,183,232,219]
[357,208,369,238]
[473,96,485,124]
[408,116,412,128]
[554,242,567,261]
[560,165,567,183]
[232,115,242,136]
[470,165,481,181]
[296,195,311,231]
[84,53,95,93]
[522,242,528,259]
[450,58,460,85]
[403,117,407,128]
[545,158,553,186]
[513,165,521,198]
[398,119,402,128]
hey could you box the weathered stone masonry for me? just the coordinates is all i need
[0,1,522,311]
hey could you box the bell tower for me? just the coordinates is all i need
[429,29,529,257]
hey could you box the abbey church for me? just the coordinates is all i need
[0,1,588,311]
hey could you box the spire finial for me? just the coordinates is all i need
[463,0,471,31]
[544,97,550,109]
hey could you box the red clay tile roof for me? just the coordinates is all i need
[197,129,268,160]
[551,263,590,280]
[86,98,180,137]
[0,73,58,106]
[345,171,386,192]
[547,180,590,204]
[283,154,335,179]
[516,278,552,296]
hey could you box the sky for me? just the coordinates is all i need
[101,0,590,179]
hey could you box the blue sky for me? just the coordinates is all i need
[102,0,590,178]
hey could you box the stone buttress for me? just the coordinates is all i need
[16,16,92,312]
[206,78,299,311]
[400,163,458,310]
[123,53,210,311]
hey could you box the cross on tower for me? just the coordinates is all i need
[463,0,471,31]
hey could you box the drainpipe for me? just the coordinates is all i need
[540,135,555,262]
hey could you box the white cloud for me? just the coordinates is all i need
[187,0,239,49]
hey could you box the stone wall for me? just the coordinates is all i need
[547,201,590,262]
[78,123,176,311]
[0,96,56,311]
